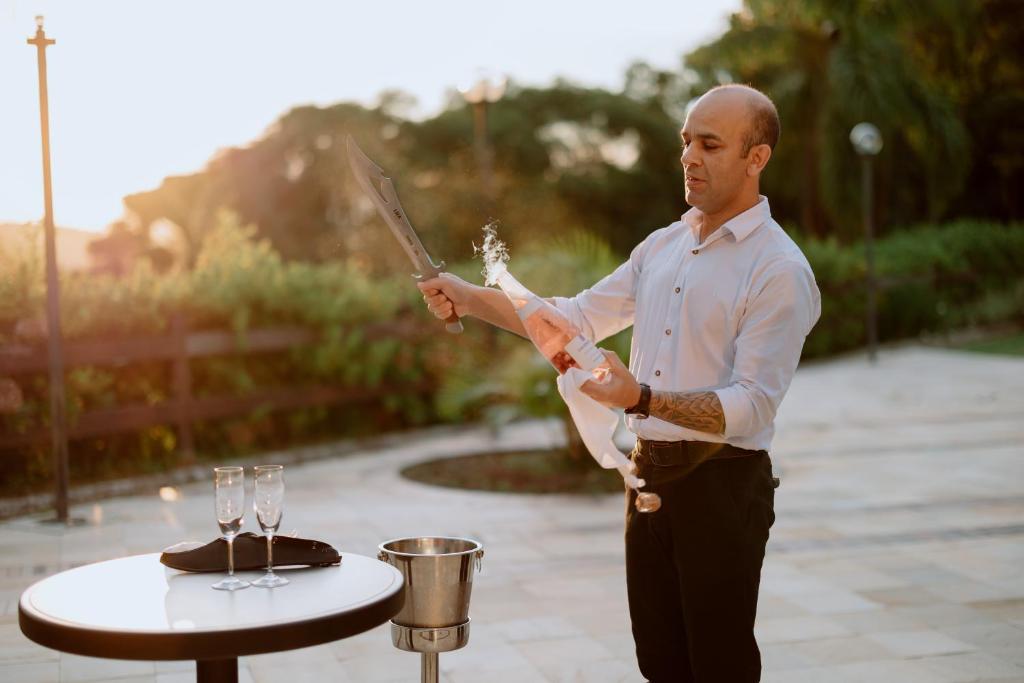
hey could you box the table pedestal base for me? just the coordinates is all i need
[197,657,237,683]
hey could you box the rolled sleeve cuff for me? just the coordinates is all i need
[714,385,753,439]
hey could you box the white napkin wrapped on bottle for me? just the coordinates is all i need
[556,367,645,490]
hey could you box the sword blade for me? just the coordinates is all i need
[345,135,443,279]
[346,135,463,334]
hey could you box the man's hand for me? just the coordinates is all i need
[580,349,642,409]
[417,273,475,321]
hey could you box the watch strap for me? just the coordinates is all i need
[625,383,651,419]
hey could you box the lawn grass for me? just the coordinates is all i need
[959,332,1024,357]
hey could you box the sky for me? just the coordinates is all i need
[0,0,738,232]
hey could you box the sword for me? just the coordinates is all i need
[346,135,463,334]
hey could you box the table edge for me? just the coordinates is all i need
[18,553,406,661]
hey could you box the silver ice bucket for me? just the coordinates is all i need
[377,536,484,628]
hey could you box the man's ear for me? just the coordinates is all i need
[747,144,772,177]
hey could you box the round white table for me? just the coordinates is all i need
[19,552,405,683]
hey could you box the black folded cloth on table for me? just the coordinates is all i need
[160,532,341,572]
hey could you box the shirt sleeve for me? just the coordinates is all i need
[550,236,650,343]
[715,259,821,440]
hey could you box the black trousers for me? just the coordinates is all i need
[625,443,776,683]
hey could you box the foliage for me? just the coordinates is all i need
[123,86,686,270]
[2,218,1023,494]
[801,220,1024,357]
[116,1,1023,271]
[681,0,975,239]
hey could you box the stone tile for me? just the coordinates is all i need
[916,652,1024,682]
[893,603,989,628]
[760,642,819,671]
[3,347,1024,681]
[969,598,1024,621]
[0,623,59,664]
[865,629,976,657]
[490,615,584,642]
[787,590,882,615]
[515,636,614,681]
[337,652,420,682]
[755,616,852,644]
[786,635,894,667]
[830,607,923,634]
[249,661,353,682]
[824,658,944,683]
[592,633,637,662]
[757,595,811,619]
[446,663,548,683]
[937,621,1024,651]
[0,660,60,683]
[59,654,155,682]
[155,674,196,683]
[244,643,335,668]
[926,580,1022,604]
[860,586,944,607]
[761,665,857,683]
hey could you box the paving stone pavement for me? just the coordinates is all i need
[2,346,1023,682]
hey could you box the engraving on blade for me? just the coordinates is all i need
[346,135,442,278]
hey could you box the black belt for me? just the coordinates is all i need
[634,438,765,467]
[633,439,779,487]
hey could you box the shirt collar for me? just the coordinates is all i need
[681,196,771,243]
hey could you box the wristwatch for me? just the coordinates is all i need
[625,383,651,419]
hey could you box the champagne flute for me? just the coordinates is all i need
[252,465,288,588]
[211,466,250,591]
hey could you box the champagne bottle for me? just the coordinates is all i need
[494,269,606,374]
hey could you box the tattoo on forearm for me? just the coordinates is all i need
[649,390,726,435]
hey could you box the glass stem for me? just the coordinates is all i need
[227,535,235,577]
[266,532,274,575]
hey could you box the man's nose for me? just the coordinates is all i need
[681,144,697,167]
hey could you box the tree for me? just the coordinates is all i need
[682,0,969,238]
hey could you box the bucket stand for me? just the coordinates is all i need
[378,536,484,683]
[391,620,471,683]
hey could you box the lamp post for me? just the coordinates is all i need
[459,75,506,210]
[850,122,883,364]
[27,15,72,523]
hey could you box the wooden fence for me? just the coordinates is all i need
[0,315,425,454]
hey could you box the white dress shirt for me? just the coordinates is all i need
[552,196,821,452]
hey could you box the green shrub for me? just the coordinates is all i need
[801,220,1024,358]
[2,217,1022,494]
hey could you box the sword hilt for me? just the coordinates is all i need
[444,314,463,334]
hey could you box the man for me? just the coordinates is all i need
[418,84,821,682]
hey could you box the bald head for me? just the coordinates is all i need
[680,84,779,221]
[702,84,780,157]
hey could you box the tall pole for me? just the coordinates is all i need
[861,157,878,363]
[471,100,495,207]
[850,122,883,365]
[460,75,506,216]
[28,16,71,523]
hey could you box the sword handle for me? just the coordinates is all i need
[444,313,463,334]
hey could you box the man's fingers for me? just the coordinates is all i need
[580,379,603,399]
[417,277,443,293]
[424,292,454,310]
[600,348,627,371]
[425,297,453,319]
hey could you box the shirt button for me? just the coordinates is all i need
[655,370,661,377]
[665,329,671,336]
[692,249,699,255]
[674,287,680,293]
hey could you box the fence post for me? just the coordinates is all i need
[171,313,196,464]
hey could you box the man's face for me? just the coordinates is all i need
[680,93,751,214]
